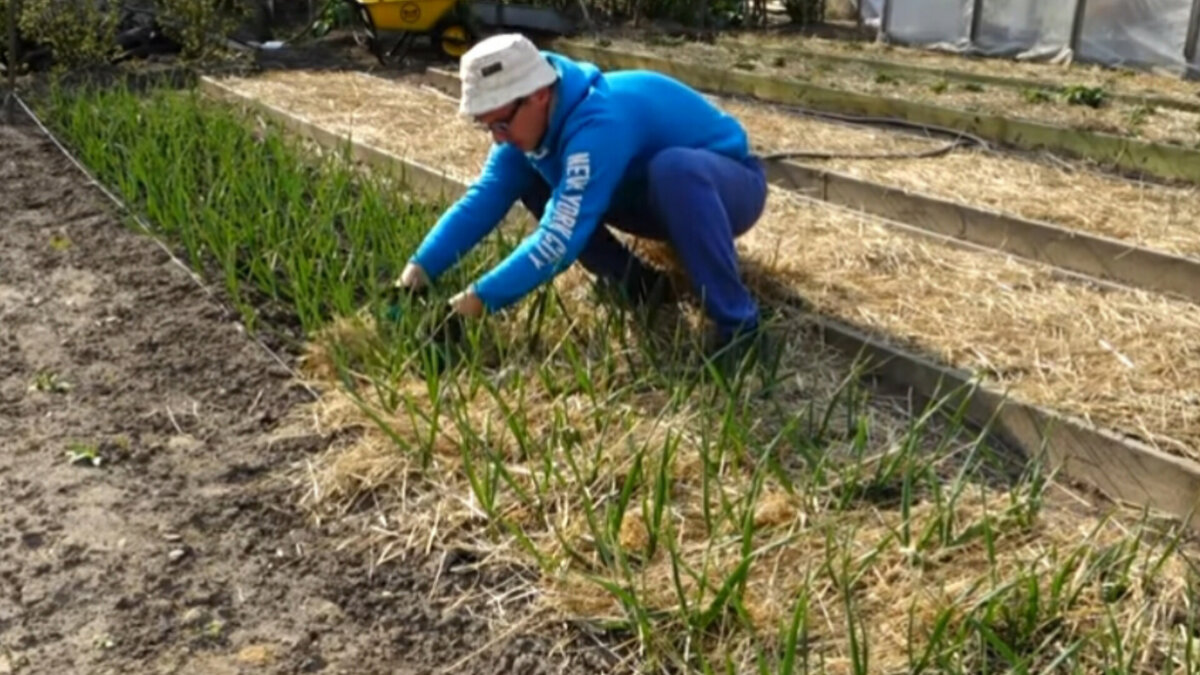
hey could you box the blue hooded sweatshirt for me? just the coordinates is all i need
[410,51,753,313]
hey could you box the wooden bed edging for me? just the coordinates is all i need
[551,40,1200,187]
[420,66,1200,304]
[767,161,1200,304]
[750,44,1200,115]
[199,75,1200,533]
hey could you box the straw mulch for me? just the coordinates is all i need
[215,70,1200,461]
[595,37,1200,149]
[220,70,489,182]
[746,187,1200,458]
[814,147,1200,258]
[719,97,937,156]
[289,272,1198,672]
[723,97,1200,258]
[215,70,1200,671]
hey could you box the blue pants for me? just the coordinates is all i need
[521,147,768,339]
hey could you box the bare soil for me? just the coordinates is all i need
[0,117,618,674]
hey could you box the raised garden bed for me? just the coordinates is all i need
[205,70,1200,523]
[420,65,1200,305]
[192,72,1200,672]
[552,39,1200,185]
[704,31,1200,107]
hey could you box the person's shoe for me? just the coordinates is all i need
[594,269,679,311]
[703,321,772,381]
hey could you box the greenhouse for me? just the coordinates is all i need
[858,0,1200,76]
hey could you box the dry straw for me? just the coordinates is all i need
[213,70,1200,671]
[723,100,1200,259]
[216,70,1200,461]
[227,71,487,183]
[746,187,1200,458]
[286,273,1199,672]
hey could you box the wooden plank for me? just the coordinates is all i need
[427,65,1200,304]
[423,66,462,94]
[768,161,1200,303]
[201,74,1200,533]
[551,40,1200,186]
[815,318,1200,531]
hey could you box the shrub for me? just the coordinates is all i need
[783,0,824,25]
[153,0,249,59]
[17,0,119,69]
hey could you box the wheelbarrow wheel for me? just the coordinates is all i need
[435,22,473,58]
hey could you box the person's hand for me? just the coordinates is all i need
[382,262,430,322]
[448,287,485,318]
[397,262,429,291]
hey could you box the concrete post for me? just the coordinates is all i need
[1068,0,1089,56]
[1185,0,1200,63]
[968,0,985,47]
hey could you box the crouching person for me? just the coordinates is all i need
[397,33,770,366]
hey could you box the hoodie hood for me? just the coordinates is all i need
[526,52,604,160]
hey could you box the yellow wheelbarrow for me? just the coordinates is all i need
[342,0,477,65]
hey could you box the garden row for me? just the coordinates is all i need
[208,67,1200,461]
[24,75,1200,672]
[422,63,1200,305]
[194,66,1200,669]
[550,37,1200,185]
[631,30,1200,112]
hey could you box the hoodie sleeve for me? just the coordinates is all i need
[472,116,635,313]
[409,142,537,282]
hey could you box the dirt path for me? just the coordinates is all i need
[0,118,616,674]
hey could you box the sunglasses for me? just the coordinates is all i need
[475,96,528,134]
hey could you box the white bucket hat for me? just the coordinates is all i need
[458,33,559,118]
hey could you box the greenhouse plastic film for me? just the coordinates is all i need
[975,0,1075,59]
[884,0,973,49]
[1077,0,1194,75]
[860,0,884,27]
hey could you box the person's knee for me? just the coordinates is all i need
[647,148,714,231]
[648,147,707,186]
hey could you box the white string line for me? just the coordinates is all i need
[11,91,321,402]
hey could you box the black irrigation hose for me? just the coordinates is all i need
[799,110,994,151]
[8,92,321,402]
[760,138,969,162]
[724,92,994,163]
